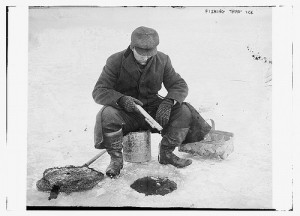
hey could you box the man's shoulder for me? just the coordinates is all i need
[107,49,126,63]
[156,51,170,64]
[156,51,168,59]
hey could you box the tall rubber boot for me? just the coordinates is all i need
[104,129,124,178]
[158,127,192,168]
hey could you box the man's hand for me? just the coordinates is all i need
[118,96,143,113]
[155,98,174,127]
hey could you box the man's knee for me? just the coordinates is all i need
[174,103,192,120]
[98,106,122,122]
[94,106,124,149]
[95,106,125,132]
[169,103,192,128]
[180,104,192,120]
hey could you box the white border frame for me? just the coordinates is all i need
[1,0,297,215]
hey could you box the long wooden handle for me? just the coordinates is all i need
[82,150,107,167]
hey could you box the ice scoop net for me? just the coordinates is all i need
[36,150,106,194]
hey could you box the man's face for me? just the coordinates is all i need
[132,48,152,65]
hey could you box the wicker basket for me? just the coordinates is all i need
[179,130,234,159]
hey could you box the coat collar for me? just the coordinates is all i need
[122,46,139,75]
[122,46,155,72]
[122,46,155,81]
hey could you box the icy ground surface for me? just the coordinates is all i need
[27,7,272,208]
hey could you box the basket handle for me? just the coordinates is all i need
[82,150,107,167]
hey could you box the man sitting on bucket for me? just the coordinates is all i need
[93,26,213,178]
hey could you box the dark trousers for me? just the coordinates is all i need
[96,99,192,141]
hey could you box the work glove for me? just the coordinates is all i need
[118,96,143,113]
[155,98,174,127]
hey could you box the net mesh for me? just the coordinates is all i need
[36,165,104,193]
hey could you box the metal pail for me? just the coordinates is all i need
[123,131,151,163]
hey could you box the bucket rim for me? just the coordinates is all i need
[126,130,151,136]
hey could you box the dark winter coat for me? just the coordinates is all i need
[92,46,188,107]
[92,46,211,149]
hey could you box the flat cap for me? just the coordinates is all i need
[130,26,159,56]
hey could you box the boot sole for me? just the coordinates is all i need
[106,171,121,178]
[158,157,192,168]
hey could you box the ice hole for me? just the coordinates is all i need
[130,176,177,196]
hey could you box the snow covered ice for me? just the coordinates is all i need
[27,7,272,208]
